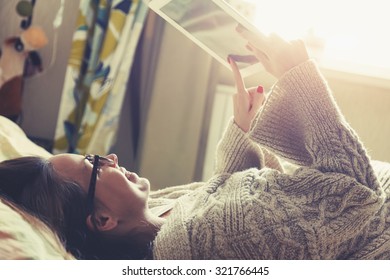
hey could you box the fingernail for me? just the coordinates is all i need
[257,85,264,93]
[227,56,231,64]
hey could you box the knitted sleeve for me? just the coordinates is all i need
[244,60,386,257]
[213,118,285,175]
[213,119,264,174]
[250,60,382,194]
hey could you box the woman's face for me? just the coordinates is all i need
[48,153,151,223]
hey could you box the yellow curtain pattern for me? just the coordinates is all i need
[53,0,147,155]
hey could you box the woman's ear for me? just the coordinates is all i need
[86,214,118,232]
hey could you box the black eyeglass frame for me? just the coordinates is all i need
[85,154,114,214]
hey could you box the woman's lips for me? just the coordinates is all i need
[120,166,148,191]
[122,168,139,183]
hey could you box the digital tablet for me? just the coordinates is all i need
[148,0,263,77]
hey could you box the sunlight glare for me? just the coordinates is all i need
[246,0,390,77]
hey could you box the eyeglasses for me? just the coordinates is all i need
[85,154,114,214]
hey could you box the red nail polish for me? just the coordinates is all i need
[257,85,264,93]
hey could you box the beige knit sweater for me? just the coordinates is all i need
[150,60,390,259]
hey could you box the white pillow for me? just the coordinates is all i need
[0,116,52,161]
[0,199,73,260]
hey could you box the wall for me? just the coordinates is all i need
[0,0,80,140]
[325,71,390,162]
[136,23,220,189]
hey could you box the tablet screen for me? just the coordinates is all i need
[149,0,262,77]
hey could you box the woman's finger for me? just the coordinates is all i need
[247,42,271,70]
[228,56,246,94]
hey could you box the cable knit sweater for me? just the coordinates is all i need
[150,60,390,259]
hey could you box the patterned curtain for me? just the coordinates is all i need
[53,0,148,155]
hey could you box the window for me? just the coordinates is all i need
[227,0,390,79]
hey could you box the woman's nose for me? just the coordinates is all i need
[105,153,119,166]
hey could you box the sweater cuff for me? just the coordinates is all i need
[277,59,341,125]
[249,60,339,166]
[214,118,264,174]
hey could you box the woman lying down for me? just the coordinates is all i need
[1,27,390,260]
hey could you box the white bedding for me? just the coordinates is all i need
[0,116,52,161]
[0,116,72,259]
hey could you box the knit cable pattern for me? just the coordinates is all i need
[152,60,389,259]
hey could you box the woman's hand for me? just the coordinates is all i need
[237,25,309,79]
[228,57,265,133]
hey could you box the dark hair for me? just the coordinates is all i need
[0,156,151,259]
